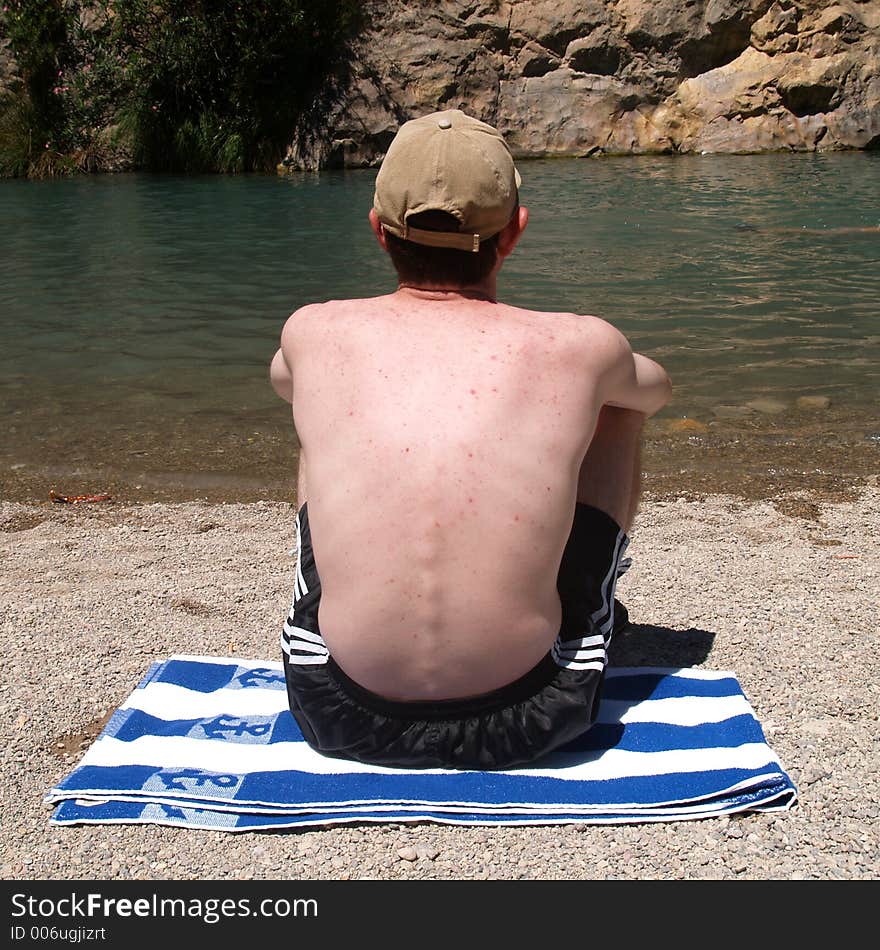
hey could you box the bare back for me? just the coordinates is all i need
[282,288,632,701]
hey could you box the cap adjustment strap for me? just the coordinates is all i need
[400,223,483,253]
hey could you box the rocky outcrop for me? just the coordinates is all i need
[284,0,880,168]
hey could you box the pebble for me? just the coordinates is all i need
[397,847,419,862]
[802,718,832,736]
[802,767,833,787]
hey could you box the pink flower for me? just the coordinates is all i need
[44,143,50,149]
[53,86,61,94]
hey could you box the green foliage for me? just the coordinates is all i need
[0,0,362,177]
[0,90,39,177]
[0,1,74,177]
[3,0,69,125]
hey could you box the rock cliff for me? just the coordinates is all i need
[285,0,880,168]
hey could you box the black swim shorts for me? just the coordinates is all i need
[281,501,630,770]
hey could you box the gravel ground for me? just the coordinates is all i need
[1,485,877,881]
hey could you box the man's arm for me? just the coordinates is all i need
[270,308,308,404]
[600,329,672,417]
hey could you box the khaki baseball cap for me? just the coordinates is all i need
[373,109,521,253]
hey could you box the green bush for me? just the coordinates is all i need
[0,0,76,177]
[0,0,363,177]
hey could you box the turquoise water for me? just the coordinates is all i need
[1,153,878,500]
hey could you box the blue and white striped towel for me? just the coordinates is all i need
[46,654,797,831]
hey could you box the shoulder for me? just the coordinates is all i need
[517,307,631,365]
[279,299,357,348]
[281,301,327,333]
[282,296,388,330]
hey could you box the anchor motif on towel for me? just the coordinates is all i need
[159,769,238,790]
[237,668,286,689]
[201,715,272,739]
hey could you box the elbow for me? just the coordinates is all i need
[656,376,674,415]
[659,373,673,410]
[644,374,673,418]
[269,349,293,404]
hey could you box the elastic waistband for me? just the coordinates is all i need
[326,652,560,722]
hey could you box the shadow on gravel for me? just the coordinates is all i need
[608,623,715,668]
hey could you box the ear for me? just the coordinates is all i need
[496,206,528,260]
[369,209,389,252]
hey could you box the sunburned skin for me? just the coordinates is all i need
[270,210,671,701]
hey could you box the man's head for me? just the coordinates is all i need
[370,110,526,290]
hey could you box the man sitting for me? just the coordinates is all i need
[270,109,672,769]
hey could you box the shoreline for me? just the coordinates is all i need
[3,393,879,508]
[2,487,877,879]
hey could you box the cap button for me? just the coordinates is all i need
[437,117,453,130]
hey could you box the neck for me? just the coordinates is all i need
[395,277,498,303]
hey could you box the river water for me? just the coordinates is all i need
[1,153,878,504]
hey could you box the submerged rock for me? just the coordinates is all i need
[667,417,710,432]
[797,395,833,410]
[712,405,756,419]
[745,397,788,414]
